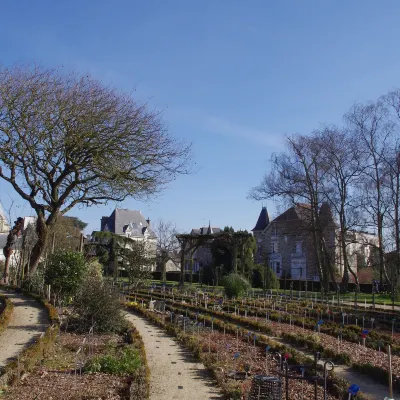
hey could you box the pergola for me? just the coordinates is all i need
[175,230,252,287]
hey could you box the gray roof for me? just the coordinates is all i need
[102,208,156,239]
[190,227,221,235]
[252,207,270,231]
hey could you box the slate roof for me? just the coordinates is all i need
[252,207,270,231]
[190,227,222,235]
[101,208,156,239]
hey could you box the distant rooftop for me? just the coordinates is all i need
[252,207,270,231]
[101,208,156,239]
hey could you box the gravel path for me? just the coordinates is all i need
[0,290,49,367]
[275,336,389,400]
[125,311,223,400]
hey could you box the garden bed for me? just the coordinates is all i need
[1,330,145,400]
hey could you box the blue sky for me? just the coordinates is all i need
[1,1,400,234]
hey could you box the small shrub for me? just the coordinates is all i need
[71,275,126,333]
[222,273,251,298]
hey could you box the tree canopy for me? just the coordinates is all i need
[0,65,191,275]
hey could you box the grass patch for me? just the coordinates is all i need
[85,344,141,375]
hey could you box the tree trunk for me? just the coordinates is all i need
[240,241,245,275]
[161,257,167,282]
[340,231,351,293]
[232,241,238,273]
[310,207,327,292]
[341,267,349,293]
[179,242,185,287]
[26,214,48,277]
[3,252,12,284]
[189,259,193,284]
[321,237,339,292]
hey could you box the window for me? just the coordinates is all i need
[275,261,281,274]
[295,241,302,254]
[271,241,278,253]
[291,259,306,279]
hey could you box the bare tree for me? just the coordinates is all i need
[345,100,391,287]
[382,90,400,256]
[250,134,338,293]
[0,65,191,277]
[120,241,153,290]
[315,127,365,292]
[154,219,180,282]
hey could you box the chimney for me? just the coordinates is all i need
[146,218,151,227]
[101,216,109,231]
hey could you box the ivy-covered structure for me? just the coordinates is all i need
[176,226,253,286]
[89,208,157,275]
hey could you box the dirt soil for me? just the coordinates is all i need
[125,311,224,400]
[2,332,132,400]
[0,289,49,367]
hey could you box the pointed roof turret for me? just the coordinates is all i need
[252,207,269,231]
[207,221,213,234]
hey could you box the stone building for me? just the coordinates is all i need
[252,204,377,281]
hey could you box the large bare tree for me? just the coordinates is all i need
[315,127,365,292]
[345,100,391,286]
[249,134,338,293]
[0,65,191,277]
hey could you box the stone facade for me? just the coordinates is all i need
[253,204,377,281]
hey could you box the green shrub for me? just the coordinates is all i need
[45,251,87,301]
[85,345,141,374]
[71,275,126,333]
[222,273,251,298]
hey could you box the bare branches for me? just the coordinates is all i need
[153,219,180,281]
[0,65,192,276]
[251,88,400,292]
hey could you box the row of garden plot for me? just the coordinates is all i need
[129,291,400,393]
[125,300,355,400]
[134,288,400,352]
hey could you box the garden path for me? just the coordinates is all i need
[125,311,224,400]
[0,289,49,367]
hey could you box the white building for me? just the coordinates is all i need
[97,208,157,271]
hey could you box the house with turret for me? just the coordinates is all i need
[252,204,377,282]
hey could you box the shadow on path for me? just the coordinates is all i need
[0,289,49,367]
